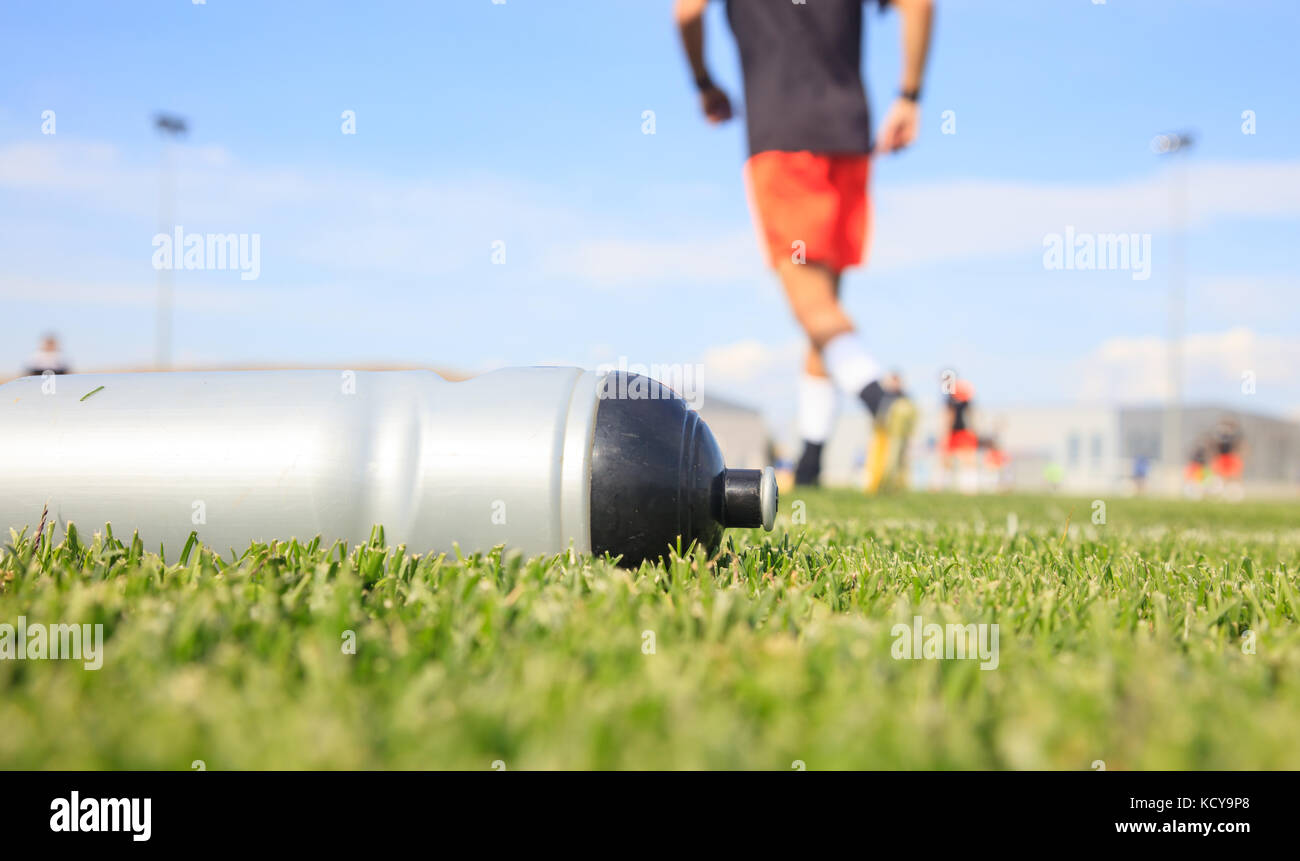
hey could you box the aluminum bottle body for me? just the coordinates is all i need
[0,368,599,557]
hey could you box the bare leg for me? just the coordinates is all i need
[779,259,914,492]
[776,260,851,352]
[802,273,842,377]
[780,260,904,397]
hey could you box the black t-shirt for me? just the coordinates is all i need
[947,394,969,432]
[725,0,875,156]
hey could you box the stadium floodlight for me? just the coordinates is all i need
[1149,131,1194,155]
[0,367,777,568]
[153,114,189,136]
[153,113,189,370]
[1153,130,1194,490]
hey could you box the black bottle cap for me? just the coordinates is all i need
[588,372,776,567]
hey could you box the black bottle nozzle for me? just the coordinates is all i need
[721,468,778,530]
[589,373,778,567]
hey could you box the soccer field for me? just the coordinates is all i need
[3,491,1298,770]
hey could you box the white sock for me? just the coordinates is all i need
[797,375,838,443]
[821,332,881,396]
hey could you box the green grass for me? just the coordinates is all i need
[2,491,1298,770]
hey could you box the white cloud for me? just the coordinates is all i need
[694,337,806,435]
[526,159,1300,284]
[1196,275,1300,322]
[869,160,1300,272]
[0,140,310,220]
[0,276,260,312]
[540,159,1300,284]
[10,139,1298,289]
[0,140,579,278]
[540,233,760,288]
[700,337,804,387]
[1072,326,1300,404]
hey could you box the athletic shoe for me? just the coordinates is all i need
[864,392,917,494]
[794,441,824,486]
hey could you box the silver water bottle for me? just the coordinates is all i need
[0,368,777,566]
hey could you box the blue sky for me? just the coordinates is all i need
[3,0,1298,440]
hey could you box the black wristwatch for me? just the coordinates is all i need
[695,73,715,92]
[900,87,921,103]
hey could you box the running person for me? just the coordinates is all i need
[24,333,70,377]
[1184,437,1210,498]
[673,0,935,489]
[1211,417,1246,498]
[941,376,978,492]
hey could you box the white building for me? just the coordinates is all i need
[696,394,773,470]
[815,402,1300,497]
[984,404,1121,493]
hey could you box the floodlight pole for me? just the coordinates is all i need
[1154,132,1193,491]
[154,114,188,370]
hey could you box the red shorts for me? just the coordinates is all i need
[945,429,978,454]
[1213,452,1243,479]
[745,151,871,272]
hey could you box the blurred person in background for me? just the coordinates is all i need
[980,430,1009,492]
[1211,416,1247,501]
[674,0,934,491]
[1184,436,1211,499]
[24,333,70,377]
[1131,454,1151,495]
[1043,461,1064,493]
[941,376,978,493]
